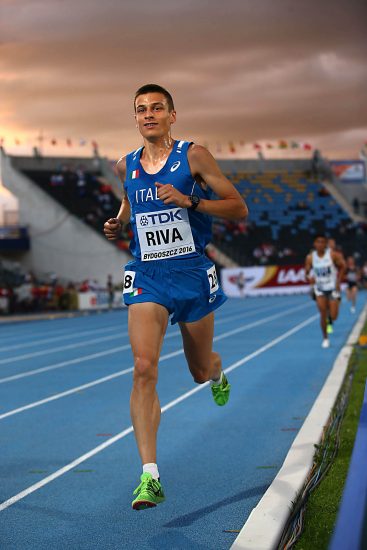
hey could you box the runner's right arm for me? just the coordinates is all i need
[103,157,131,241]
[305,254,315,284]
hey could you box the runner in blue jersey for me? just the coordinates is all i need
[104,84,248,510]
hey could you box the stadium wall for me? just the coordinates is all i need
[0,150,130,284]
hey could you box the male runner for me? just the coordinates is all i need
[104,84,248,510]
[345,256,360,313]
[305,234,346,348]
[325,238,345,332]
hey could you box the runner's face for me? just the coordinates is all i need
[314,237,327,253]
[134,93,176,139]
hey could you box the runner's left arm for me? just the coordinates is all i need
[156,145,248,220]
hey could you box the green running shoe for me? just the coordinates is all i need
[327,322,333,335]
[211,372,231,406]
[132,472,165,510]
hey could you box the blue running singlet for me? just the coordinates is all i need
[124,140,212,261]
[122,140,227,323]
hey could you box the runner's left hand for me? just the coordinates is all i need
[155,182,191,208]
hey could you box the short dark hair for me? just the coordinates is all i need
[314,233,327,241]
[134,84,175,112]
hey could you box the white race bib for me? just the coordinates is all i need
[136,208,195,261]
[122,271,136,294]
[207,265,219,293]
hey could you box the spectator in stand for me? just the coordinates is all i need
[352,197,360,214]
[66,282,79,310]
[50,174,64,186]
[107,274,114,309]
[79,280,90,292]
[15,275,34,312]
[76,169,87,197]
[311,149,322,180]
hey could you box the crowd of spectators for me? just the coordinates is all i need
[212,216,367,267]
[0,268,122,315]
[23,164,132,251]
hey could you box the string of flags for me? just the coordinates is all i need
[218,140,314,153]
[2,135,367,154]
[0,135,99,151]
[0,135,309,151]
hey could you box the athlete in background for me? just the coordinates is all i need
[305,234,346,348]
[345,256,360,313]
[104,84,248,510]
[325,237,345,332]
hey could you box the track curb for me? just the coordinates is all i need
[231,303,367,550]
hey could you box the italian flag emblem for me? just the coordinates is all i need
[130,288,142,297]
[131,169,140,179]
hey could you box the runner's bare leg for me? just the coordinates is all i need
[129,302,168,464]
[179,312,222,383]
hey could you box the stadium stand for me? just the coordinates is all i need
[19,164,131,251]
[213,166,367,266]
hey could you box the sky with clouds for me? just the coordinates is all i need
[0,0,366,159]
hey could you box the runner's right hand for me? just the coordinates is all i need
[104,218,122,240]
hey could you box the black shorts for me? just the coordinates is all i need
[314,288,341,301]
[347,282,358,289]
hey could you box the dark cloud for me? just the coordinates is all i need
[0,0,366,157]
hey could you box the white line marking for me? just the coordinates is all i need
[0,300,279,354]
[0,326,123,352]
[0,332,132,365]
[0,301,302,384]
[0,320,124,345]
[0,303,311,414]
[0,344,133,384]
[0,312,317,511]
[231,305,367,550]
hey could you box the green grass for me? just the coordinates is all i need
[294,326,367,550]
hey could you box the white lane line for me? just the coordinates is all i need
[163,314,319,412]
[0,320,124,345]
[0,326,123,353]
[0,344,133,384]
[0,302,312,416]
[0,301,293,384]
[0,299,279,354]
[0,348,178,421]
[0,332,133,365]
[0,312,317,512]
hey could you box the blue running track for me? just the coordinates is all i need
[0,293,365,549]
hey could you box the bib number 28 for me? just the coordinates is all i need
[123,271,136,294]
[207,265,219,294]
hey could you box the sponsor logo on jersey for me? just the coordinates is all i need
[170,161,181,172]
[135,207,195,262]
[140,209,183,226]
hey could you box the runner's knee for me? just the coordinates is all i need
[133,356,158,385]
